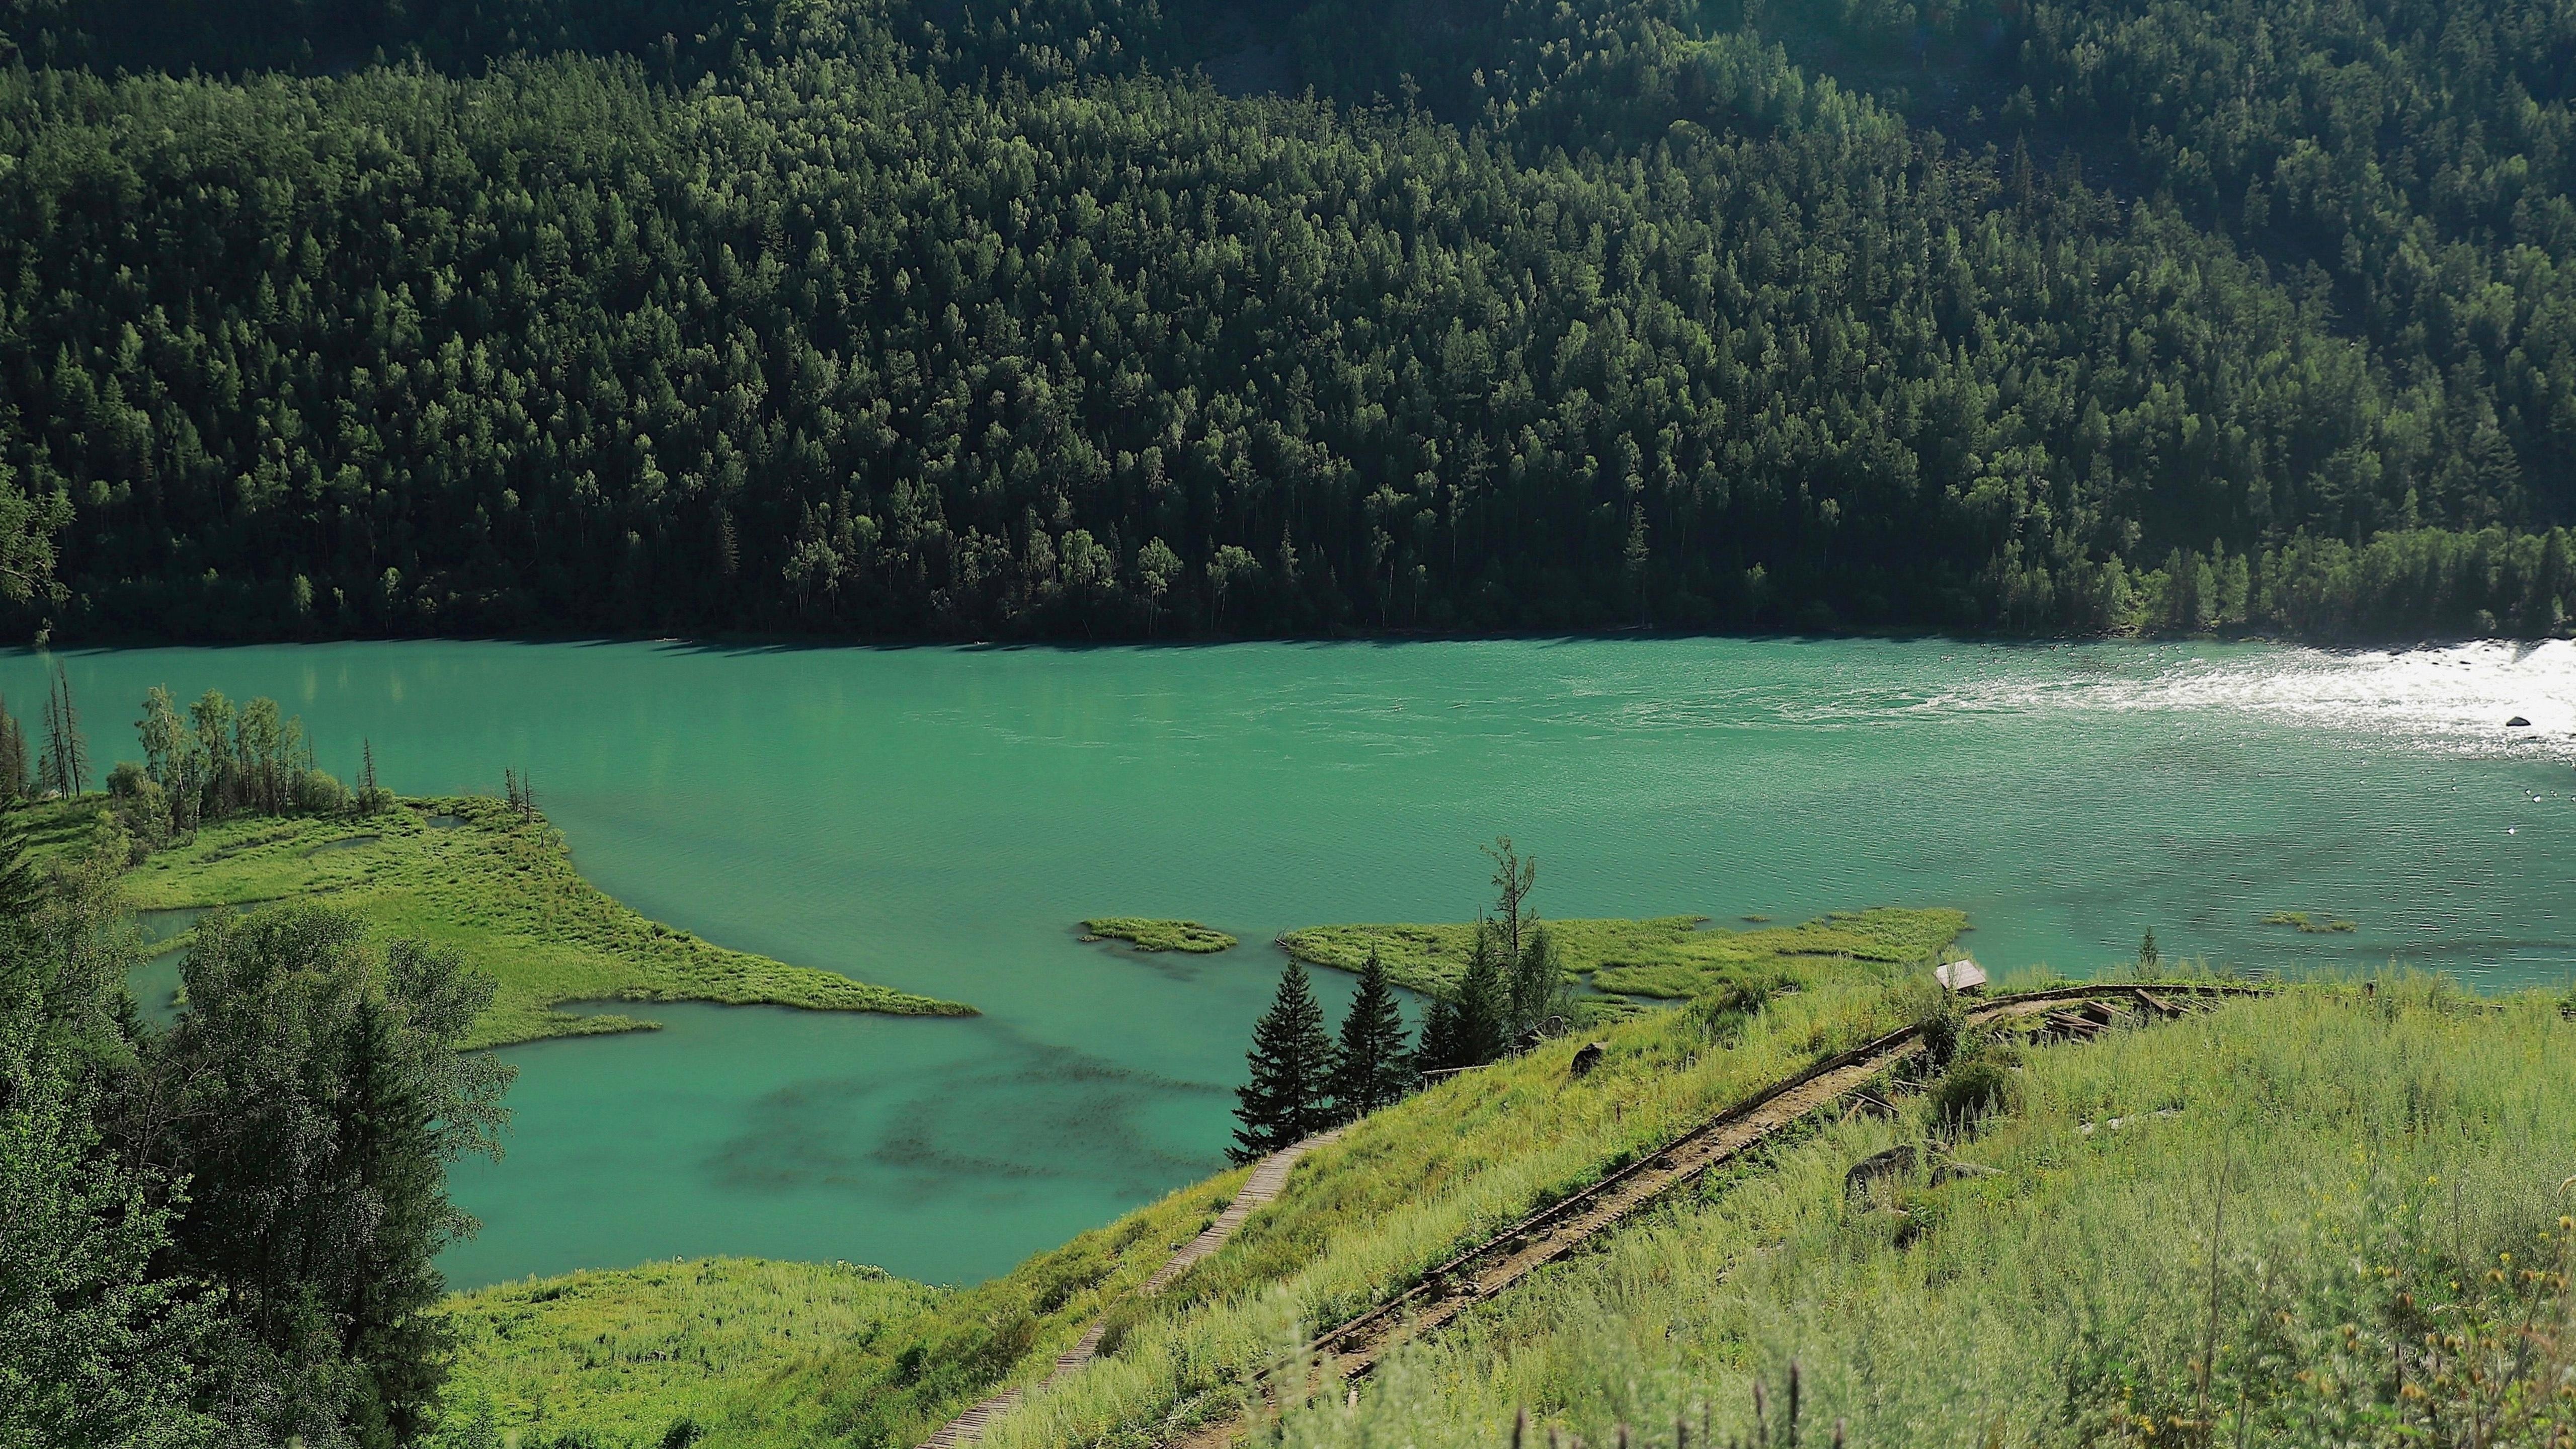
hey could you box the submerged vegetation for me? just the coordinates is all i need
[1081,919,1238,953]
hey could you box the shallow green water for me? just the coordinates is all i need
[11,637,2573,1289]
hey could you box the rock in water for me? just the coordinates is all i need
[2509,716,2534,727]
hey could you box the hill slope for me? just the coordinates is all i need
[427,969,2575,1449]
[4,0,2575,641]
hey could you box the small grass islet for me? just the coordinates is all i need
[2261,908,2359,933]
[105,794,972,1047]
[1079,918,1239,953]
[1278,907,1968,1004]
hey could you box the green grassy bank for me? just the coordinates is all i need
[415,908,2574,1449]
[712,963,1957,1448]
[1273,979,2576,1449]
[89,794,971,1046]
[1279,908,1969,1005]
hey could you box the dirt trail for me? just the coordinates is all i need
[918,1126,1347,1449]
[1169,982,2260,1446]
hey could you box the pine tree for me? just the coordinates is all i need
[1329,951,1412,1121]
[0,694,25,801]
[0,803,41,920]
[1417,996,1465,1075]
[1505,921,1570,1043]
[340,996,453,1446]
[1231,961,1334,1163]
[1454,928,1508,1069]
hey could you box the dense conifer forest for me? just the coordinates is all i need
[2,0,2573,641]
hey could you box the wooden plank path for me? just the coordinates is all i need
[1167,982,2262,1448]
[916,1125,1347,1449]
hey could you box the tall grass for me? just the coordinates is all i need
[866,973,1948,1449]
[1263,977,2576,1449]
[435,1258,939,1448]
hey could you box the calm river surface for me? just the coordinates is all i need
[8,637,2572,1289]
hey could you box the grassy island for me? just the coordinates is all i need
[1080,918,1238,953]
[107,794,973,1047]
[1279,907,1968,1004]
[2262,909,2359,933]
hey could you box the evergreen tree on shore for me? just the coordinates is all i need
[0,694,27,801]
[1417,997,1466,1076]
[1453,928,1510,1070]
[1329,951,1413,1122]
[1231,961,1334,1163]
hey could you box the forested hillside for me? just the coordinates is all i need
[2,0,2573,641]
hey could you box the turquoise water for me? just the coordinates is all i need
[10,636,2573,1289]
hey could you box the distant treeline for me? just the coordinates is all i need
[0,0,2572,642]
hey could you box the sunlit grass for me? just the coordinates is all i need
[1082,919,1240,953]
[437,1258,940,1448]
[731,970,1950,1449]
[1265,977,2576,1449]
[1278,909,1968,1002]
[91,794,972,1046]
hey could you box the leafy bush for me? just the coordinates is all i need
[1929,1058,2015,1129]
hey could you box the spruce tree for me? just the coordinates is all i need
[1230,961,1334,1162]
[1329,951,1412,1121]
[1417,996,1465,1075]
[340,996,452,1446]
[1454,928,1509,1068]
[0,694,25,801]
[0,803,41,921]
[1505,922,1570,1042]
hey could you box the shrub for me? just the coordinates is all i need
[107,773,172,855]
[1917,1000,1966,1073]
[1930,1058,2015,1130]
[294,768,350,815]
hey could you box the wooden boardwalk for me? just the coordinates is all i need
[916,1125,1346,1449]
[1166,982,2261,1448]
